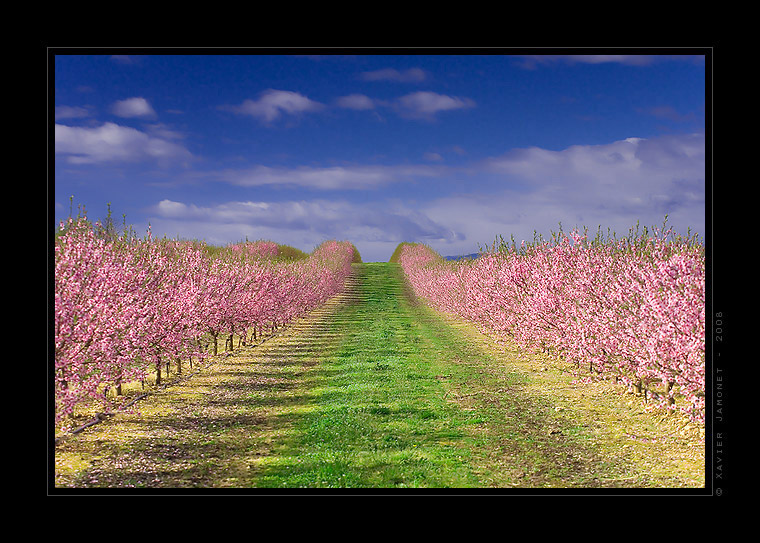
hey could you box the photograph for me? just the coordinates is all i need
[49,47,720,496]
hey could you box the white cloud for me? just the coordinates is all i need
[148,198,460,261]
[111,97,156,118]
[142,132,704,261]
[360,68,427,82]
[483,133,704,192]
[144,123,186,140]
[516,55,653,69]
[515,55,704,70]
[335,94,376,110]
[563,55,656,66]
[336,91,476,121]
[54,106,91,121]
[394,91,476,120]
[55,122,192,164]
[110,55,137,65]
[421,133,706,256]
[222,90,324,123]
[207,163,442,190]
[639,105,698,123]
[223,89,475,122]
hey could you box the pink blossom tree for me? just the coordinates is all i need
[397,224,705,422]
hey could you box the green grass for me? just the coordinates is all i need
[250,263,484,488]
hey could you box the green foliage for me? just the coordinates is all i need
[485,216,704,257]
[276,244,309,261]
[388,242,431,263]
[389,242,444,265]
[349,243,362,263]
[389,242,412,263]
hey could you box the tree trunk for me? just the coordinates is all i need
[666,381,675,406]
[632,380,642,396]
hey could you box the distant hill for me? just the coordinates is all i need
[443,253,479,261]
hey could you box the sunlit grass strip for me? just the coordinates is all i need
[250,264,481,488]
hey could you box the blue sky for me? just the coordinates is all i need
[52,51,707,262]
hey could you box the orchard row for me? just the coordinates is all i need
[53,217,358,424]
[397,226,706,422]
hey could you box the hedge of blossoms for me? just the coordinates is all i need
[229,240,279,258]
[398,227,705,423]
[53,218,357,424]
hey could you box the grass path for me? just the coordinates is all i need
[53,263,704,490]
